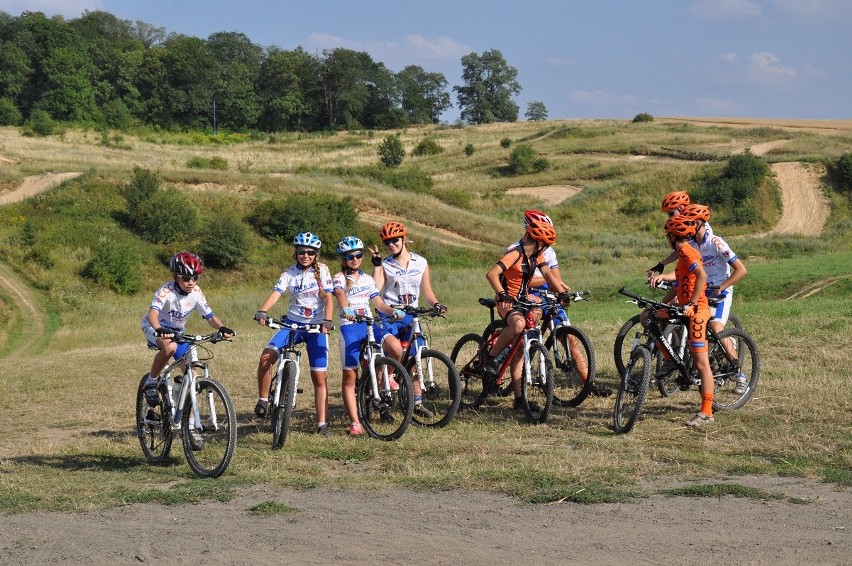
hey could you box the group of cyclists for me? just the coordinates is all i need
[140,191,745,436]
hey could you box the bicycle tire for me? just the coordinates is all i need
[136,375,173,465]
[613,345,652,434]
[548,325,595,407]
[406,349,461,428]
[654,325,683,398]
[182,378,236,478]
[481,320,514,397]
[271,362,297,449]
[520,340,554,424]
[710,328,760,411]
[450,333,488,410]
[613,314,644,379]
[357,356,413,441]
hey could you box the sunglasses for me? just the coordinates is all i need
[383,237,401,246]
[179,275,199,282]
[296,249,317,257]
[668,210,679,217]
[344,252,363,261]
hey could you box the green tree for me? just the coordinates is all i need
[397,65,451,124]
[378,134,405,168]
[151,35,218,129]
[525,101,548,121]
[453,49,521,124]
[248,193,357,254]
[0,41,32,107]
[257,47,322,131]
[198,212,249,269]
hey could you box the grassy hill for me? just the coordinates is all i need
[0,119,850,512]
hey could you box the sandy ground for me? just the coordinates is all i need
[769,162,830,236]
[0,172,81,205]
[1,477,849,565]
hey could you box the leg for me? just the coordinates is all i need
[341,368,359,425]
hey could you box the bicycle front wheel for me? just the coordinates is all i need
[407,349,461,428]
[548,326,595,407]
[521,341,554,424]
[136,375,172,465]
[357,356,414,441]
[450,333,488,410]
[182,378,237,478]
[271,362,297,450]
[710,328,760,411]
[614,346,652,434]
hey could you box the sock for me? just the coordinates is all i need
[258,397,268,403]
[317,421,326,428]
[414,395,422,403]
[143,374,156,386]
[700,393,714,416]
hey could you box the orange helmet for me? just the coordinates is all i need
[661,191,691,212]
[682,203,710,223]
[664,216,698,238]
[523,209,553,229]
[380,221,407,241]
[526,215,557,245]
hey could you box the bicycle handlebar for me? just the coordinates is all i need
[618,287,686,318]
[393,304,443,318]
[171,331,232,345]
[265,319,332,332]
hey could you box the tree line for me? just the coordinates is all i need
[0,10,525,132]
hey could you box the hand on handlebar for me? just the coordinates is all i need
[681,303,696,318]
[496,292,516,306]
[254,310,268,325]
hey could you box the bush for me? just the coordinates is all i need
[126,166,160,212]
[500,138,512,148]
[378,135,404,168]
[102,99,132,130]
[829,153,852,196]
[692,151,768,223]
[0,98,22,126]
[131,188,199,244]
[198,213,250,269]
[356,164,433,194]
[24,110,55,136]
[248,193,357,255]
[82,238,140,294]
[186,156,228,170]
[632,113,654,123]
[411,137,444,156]
[533,158,549,172]
[509,144,536,174]
[464,143,474,156]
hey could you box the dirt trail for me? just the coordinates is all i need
[0,263,45,357]
[0,172,82,205]
[768,162,830,236]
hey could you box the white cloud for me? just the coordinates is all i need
[546,57,575,67]
[697,97,742,114]
[302,32,468,69]
[0,0,101,17]
[747,51,797,85]
[403,34,469,59]
[689,0,762,19]
[722,52,739,62]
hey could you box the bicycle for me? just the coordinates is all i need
[136,331,237,478]
[391,305,461,428]
[613,280,744,388]
[450,296,554,424]
[479,290,596,407]
[261,318,331,449]
[348,312,414,440]
[613,287,760,433]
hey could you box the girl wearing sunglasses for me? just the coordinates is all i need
[332,236,405,436]
[140,251,235,414]
[253,232,335,436]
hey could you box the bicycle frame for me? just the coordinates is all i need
[159,334,216,431]
[266,320,326,410]
[395,305,439,390]
[482,298,547,389]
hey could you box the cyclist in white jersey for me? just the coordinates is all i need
[140,252,234,426]
[332,236,405,436]
[368,221,447,418]
[253,232,335,436]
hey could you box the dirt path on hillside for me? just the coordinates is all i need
[1,477,848,565]
[768,162,829,236]
[0,172,82,205]
[507,184,582,204]
[0,263,45,357]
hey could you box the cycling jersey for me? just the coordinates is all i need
[378,252,428,307]
[333,269,380,326]
[140,280,214,332]
[674,244,710,353]
[507,240,557,275]
[690,230,737,288]
[495,246,546,299]
[272,264,334,323]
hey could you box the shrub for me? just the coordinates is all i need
[464,143,474,156]
[198,213,250,269]
[126,166,160,212]
[411,137,444,156]
[509,144,536,174]
[692,151,768,223]
[378,135,404,168]
[500,138,512,148]
[0,98,22,126]
[102,99,132,130]
[632,113,654,123]
[82,238,140,294]
[186,156,228,170]
[829,153,852,196]
[533,158,550,172]
[356,164,433,194]
[24,110,55,136]
[130,188,199,244]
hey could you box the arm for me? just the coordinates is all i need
[539,264,567,293]
[368,245,385,288]
[322,291,335,332]
[648,250,678,278]
[205,315,234,337]
[649,270,676,288]
[371,295,402,318]
[716,259,747,294]
[486,263,505,295]
[147,308,161,330]
[255,290,282,325]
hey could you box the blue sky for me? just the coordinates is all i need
[2,0,850,121]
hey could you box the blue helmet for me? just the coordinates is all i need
[293,232,321,249]
[336,236,364,255]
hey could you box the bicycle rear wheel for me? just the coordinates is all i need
[407,349,461,428]
[710,328,760,411]
[357,356,413,441]
[548,326,595,407]
[136,375,172,464]
[614,346,652,434]
[450,333,488,410]
[271,363,297,449]
[521,341,554,424]
[182,378,236,478]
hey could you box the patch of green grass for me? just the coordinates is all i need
[248,501,301,516]
[823,467,852,487]
[662,483,784,501]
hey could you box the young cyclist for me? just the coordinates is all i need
[651,203,749,393]
[332,236,405,436]
[508,210,611,397]
[657,216,716,427]
[253,232,336,436]
[140,251,235,449]
[368,221,447,419]
[647,191,693,278]
[483,214,563,410]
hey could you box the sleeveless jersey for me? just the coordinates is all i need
[379,252,428,307]
[140,280,214,331]
[273,263,334,323]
